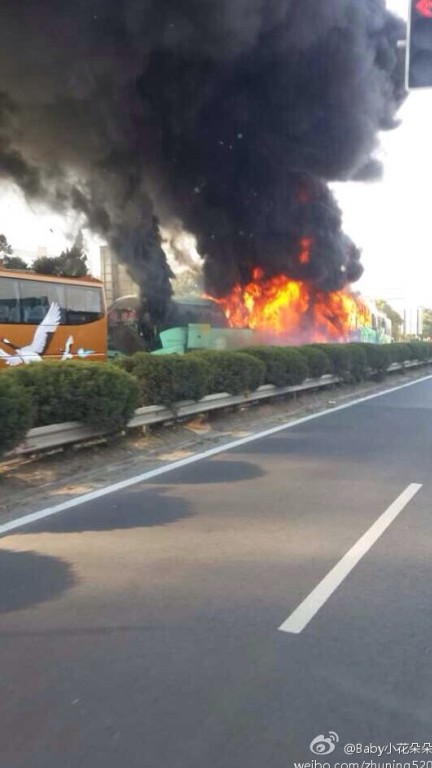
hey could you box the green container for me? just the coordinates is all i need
[187,323,212,349]
[159,327,187,351]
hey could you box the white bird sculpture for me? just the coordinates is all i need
[0,303,61,366]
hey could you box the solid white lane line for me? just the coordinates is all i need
[278,483,423,634]
[1,375,431,537]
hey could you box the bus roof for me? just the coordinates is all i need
[0,267,103,286]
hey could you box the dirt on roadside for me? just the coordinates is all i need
[1,367,430,525]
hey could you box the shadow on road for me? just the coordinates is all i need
[16,486,192,534]
[0,549,75,613]
[150,459,265,485]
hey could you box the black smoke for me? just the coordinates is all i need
[0,1,405,316]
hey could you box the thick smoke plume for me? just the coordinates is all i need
[0,1,405,319]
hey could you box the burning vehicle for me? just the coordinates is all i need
[108,287,391,355]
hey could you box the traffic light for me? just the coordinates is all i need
[407,0,432,88]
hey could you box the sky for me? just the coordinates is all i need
[0,185,104,273]
[0,0,430,308]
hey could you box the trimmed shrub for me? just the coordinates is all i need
[164,355,210,402]
[243,346,308,387]
[276,347,310,384]
[241,347,287,387]
[387,343,411,364]
[189,350,266,396]
[407,341,429,361]
[10,361,138,431]
[297,346,331,379]
[312,344,351,380]
[117,353,209,406]
[349,343,389,380]
[0,374,32,459]
[345,344,369,382]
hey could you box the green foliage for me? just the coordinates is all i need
[343,344,367,382]
[9,361,137,431]
[243,346,308,387]
[235,352,267,392]
[276,347,310,385]
[56,245,88,277]
[297,346,331,378]
[349,343,389,380]
[240,347,286,387]
[376,299,403,340]
[422,308,432,339]
[0,234,27,270]
[117,353,209,406]
[32,255,58,275]
[0,374,32,458]
[189,350,266,396]
[0,233,13,259]
[310,344,351,380]
[1,255,28,270]
[119,349,265,404]
[387,343,412,363]
[406,341,430,361]
[33,233,88,277]
[33,249,88,277]
[1,338,431,462]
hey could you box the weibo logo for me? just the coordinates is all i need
[416,0,432,18]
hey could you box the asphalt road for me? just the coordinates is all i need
[2,376,432,767]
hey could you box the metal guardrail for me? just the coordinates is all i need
[6,361,430,458]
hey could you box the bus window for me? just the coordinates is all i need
[64,285,103,324]
[0,276,20,322]
[10,278,103,325]
[18,278,65,323]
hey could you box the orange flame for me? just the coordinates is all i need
[211,268,371,343]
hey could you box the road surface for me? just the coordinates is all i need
[2,376,432,767]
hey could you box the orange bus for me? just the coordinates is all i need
[0,268,107,367]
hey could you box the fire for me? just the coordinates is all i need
[211,268,371,343]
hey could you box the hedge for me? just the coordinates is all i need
[119,351,266,403]
[310,344,352,380]
[348,343,390,380]
[242,346,308,387]
[1,340,432,459]
[388,342,432,364]
[298,346,331,379]
[387,343,413,364]
[117,353,209,406]
[188,350,266,396]
[406,341,431,362]
[0,375,32,459]
[7,361,138,431]
[344,344,368,381]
